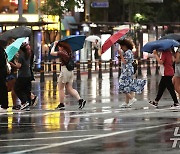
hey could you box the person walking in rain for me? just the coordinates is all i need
[0,40,9,111]
[172,47,180,100]
[93,39,100,60]
[50,41,86,110]
[149,49,180,108]
[14,43,32,110]
[117,39,146,108]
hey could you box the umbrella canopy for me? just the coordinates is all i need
[101,28,129,54]
[0,26,31,42]
[85,35,101,42]
[159,33,180,42]
[5,37,26,61]
[59,35,86,51]
[141,39,180,53]
[48,35,86,60]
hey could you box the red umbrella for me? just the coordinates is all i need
[101,28,129,54]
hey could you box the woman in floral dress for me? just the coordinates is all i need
[117,39,146,108]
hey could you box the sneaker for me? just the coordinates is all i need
[25,106,30,111]
[148,101,158,108]
[31,95,38,107]
[0,107,7,112]
[170,103,180,109]
[56,103,65,110]
[128,98,137,107]
[79,99,86,109]
[20,102,30,110]
[12,105,21,110]
[120,102,128,108]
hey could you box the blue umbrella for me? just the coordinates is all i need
[48,35,86,60]
[141,39,180,53]
[159,34,180,42]
[5,37,26,61]
[59,35,86,51]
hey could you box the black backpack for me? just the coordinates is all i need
[66,57,75,71]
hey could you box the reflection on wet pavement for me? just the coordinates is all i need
[1,71,180,153]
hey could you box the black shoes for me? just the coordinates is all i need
[56,103,65,110]
[170,103,180,109]
[79,99,86,109]
[149,101,158,108]
[12,105,21,110]
[31,95,38,107]
[56,99,86,110]
[20,102,30,110]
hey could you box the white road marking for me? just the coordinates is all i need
[11,121,180,154]
[0,135,95,142]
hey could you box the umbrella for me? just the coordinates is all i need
[0,26,31,42]
[159,33,180,42]
[85,35,101,42]
[48,35,86,60]
[59,35,86,51]
[5,37,26,61]
[141,39,180,53]
[101,28,129,54]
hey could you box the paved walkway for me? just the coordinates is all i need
[1,69,180,154]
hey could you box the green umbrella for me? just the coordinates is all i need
[5,37,26,61]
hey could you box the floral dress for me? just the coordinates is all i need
[119,49,146,94]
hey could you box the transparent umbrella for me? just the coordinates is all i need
[85,35,101,42]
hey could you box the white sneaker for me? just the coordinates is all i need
[170,104,180,109]
[128,98,137,107]
[120,102,128,108]
[0,107,7,112]
[20,102,30,110]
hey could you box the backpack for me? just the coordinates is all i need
[66,57,75,71]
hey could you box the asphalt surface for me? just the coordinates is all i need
[0,68,180,154]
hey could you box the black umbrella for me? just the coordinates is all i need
[0,26,31,41]
[159,33,180,42]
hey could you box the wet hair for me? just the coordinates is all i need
[57,41,72,55]
[20,42,31,60]
[117,39,134,50]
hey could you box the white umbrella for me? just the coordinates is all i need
[85,35,101,42]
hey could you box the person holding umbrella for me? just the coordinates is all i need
[93,39,101,60]
[117,39,146,108]
[14,43,32,110]
[0,40,9,111]
[50,41,86,110]
[172,47,180,100]
[149,48,180,108]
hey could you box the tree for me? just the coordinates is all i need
[40,0,82,39]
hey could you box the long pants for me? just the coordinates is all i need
[0,77,8,109]
[14,77,31,105]
[155,76,179,104]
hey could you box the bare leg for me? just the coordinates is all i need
[125,93,133,104]
[58,82,65,103]
[65,82,81,100]
[173,77,180,100]
[11,90,17,106]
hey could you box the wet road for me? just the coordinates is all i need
[1,69,180,154]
